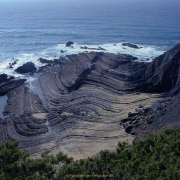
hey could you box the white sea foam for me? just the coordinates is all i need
[0,43,165,77]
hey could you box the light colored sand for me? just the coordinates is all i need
[32,113,48,119]
[30,93,161,160]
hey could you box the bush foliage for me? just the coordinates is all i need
[1,128,180,179]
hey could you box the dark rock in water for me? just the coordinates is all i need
[122,43,140,49]
[7,60,18,69]
[0,74,26,96]
[38,58,62,65]
[66,41,74,47]
[80,46,106,51]
[121,54,138,60]
[97,47,106,51]
[80,46,88,49]
[0,74,9,83]
[131,57,138,60]
[38,58,53,64]
[0,74,15,83]
[15,62,37,74]
[61,50,65,53]
[8,63,13,68]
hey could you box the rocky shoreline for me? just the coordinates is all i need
[0,43,180,159]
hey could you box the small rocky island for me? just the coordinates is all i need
[0,43,180,159]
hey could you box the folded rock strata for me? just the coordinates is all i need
[1,43,180,159]
[0,52,160,159]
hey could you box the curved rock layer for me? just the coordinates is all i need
[1,52,160,159]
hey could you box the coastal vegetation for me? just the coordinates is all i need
[1,128,180,180]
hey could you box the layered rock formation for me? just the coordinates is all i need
[0,52,160,159]
[1,43,180,159]
[134,43,180,94]
[0,74,26,96]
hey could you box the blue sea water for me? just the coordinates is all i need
[0,0,180,76]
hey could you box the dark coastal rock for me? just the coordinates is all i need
[121,54,138,61]
[122,43,140,49]
[8,63,13,68]
[7,60,18,69]
[80,46,106,51]
[144,43,180,94]
[0,74,9,83]
[38,57,62,65]
[38,58,53,64]
[123,123,133,133]
[66,41,74,47]
[80,46,88,49]
[15,62,37,74]
[130,43,180,95]
[0,74,26,96]
[53,59,61,64]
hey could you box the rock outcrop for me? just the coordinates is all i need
[122,43,140,49]
[0,52,160,159]
[145,43,180,94]
[15,62,37,74]
[66,41,74,47]
[0,74,26,96]
[120,95,180,141]
[131,43,180,95]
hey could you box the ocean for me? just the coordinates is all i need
[0,0,180,76]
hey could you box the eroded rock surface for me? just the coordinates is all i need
[0,52,160,159]
[120,95,180,141]
[0,74,26,96]
[1,43,180,160]
[134,43,180,94]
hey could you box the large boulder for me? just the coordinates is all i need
[15,62,37,74]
